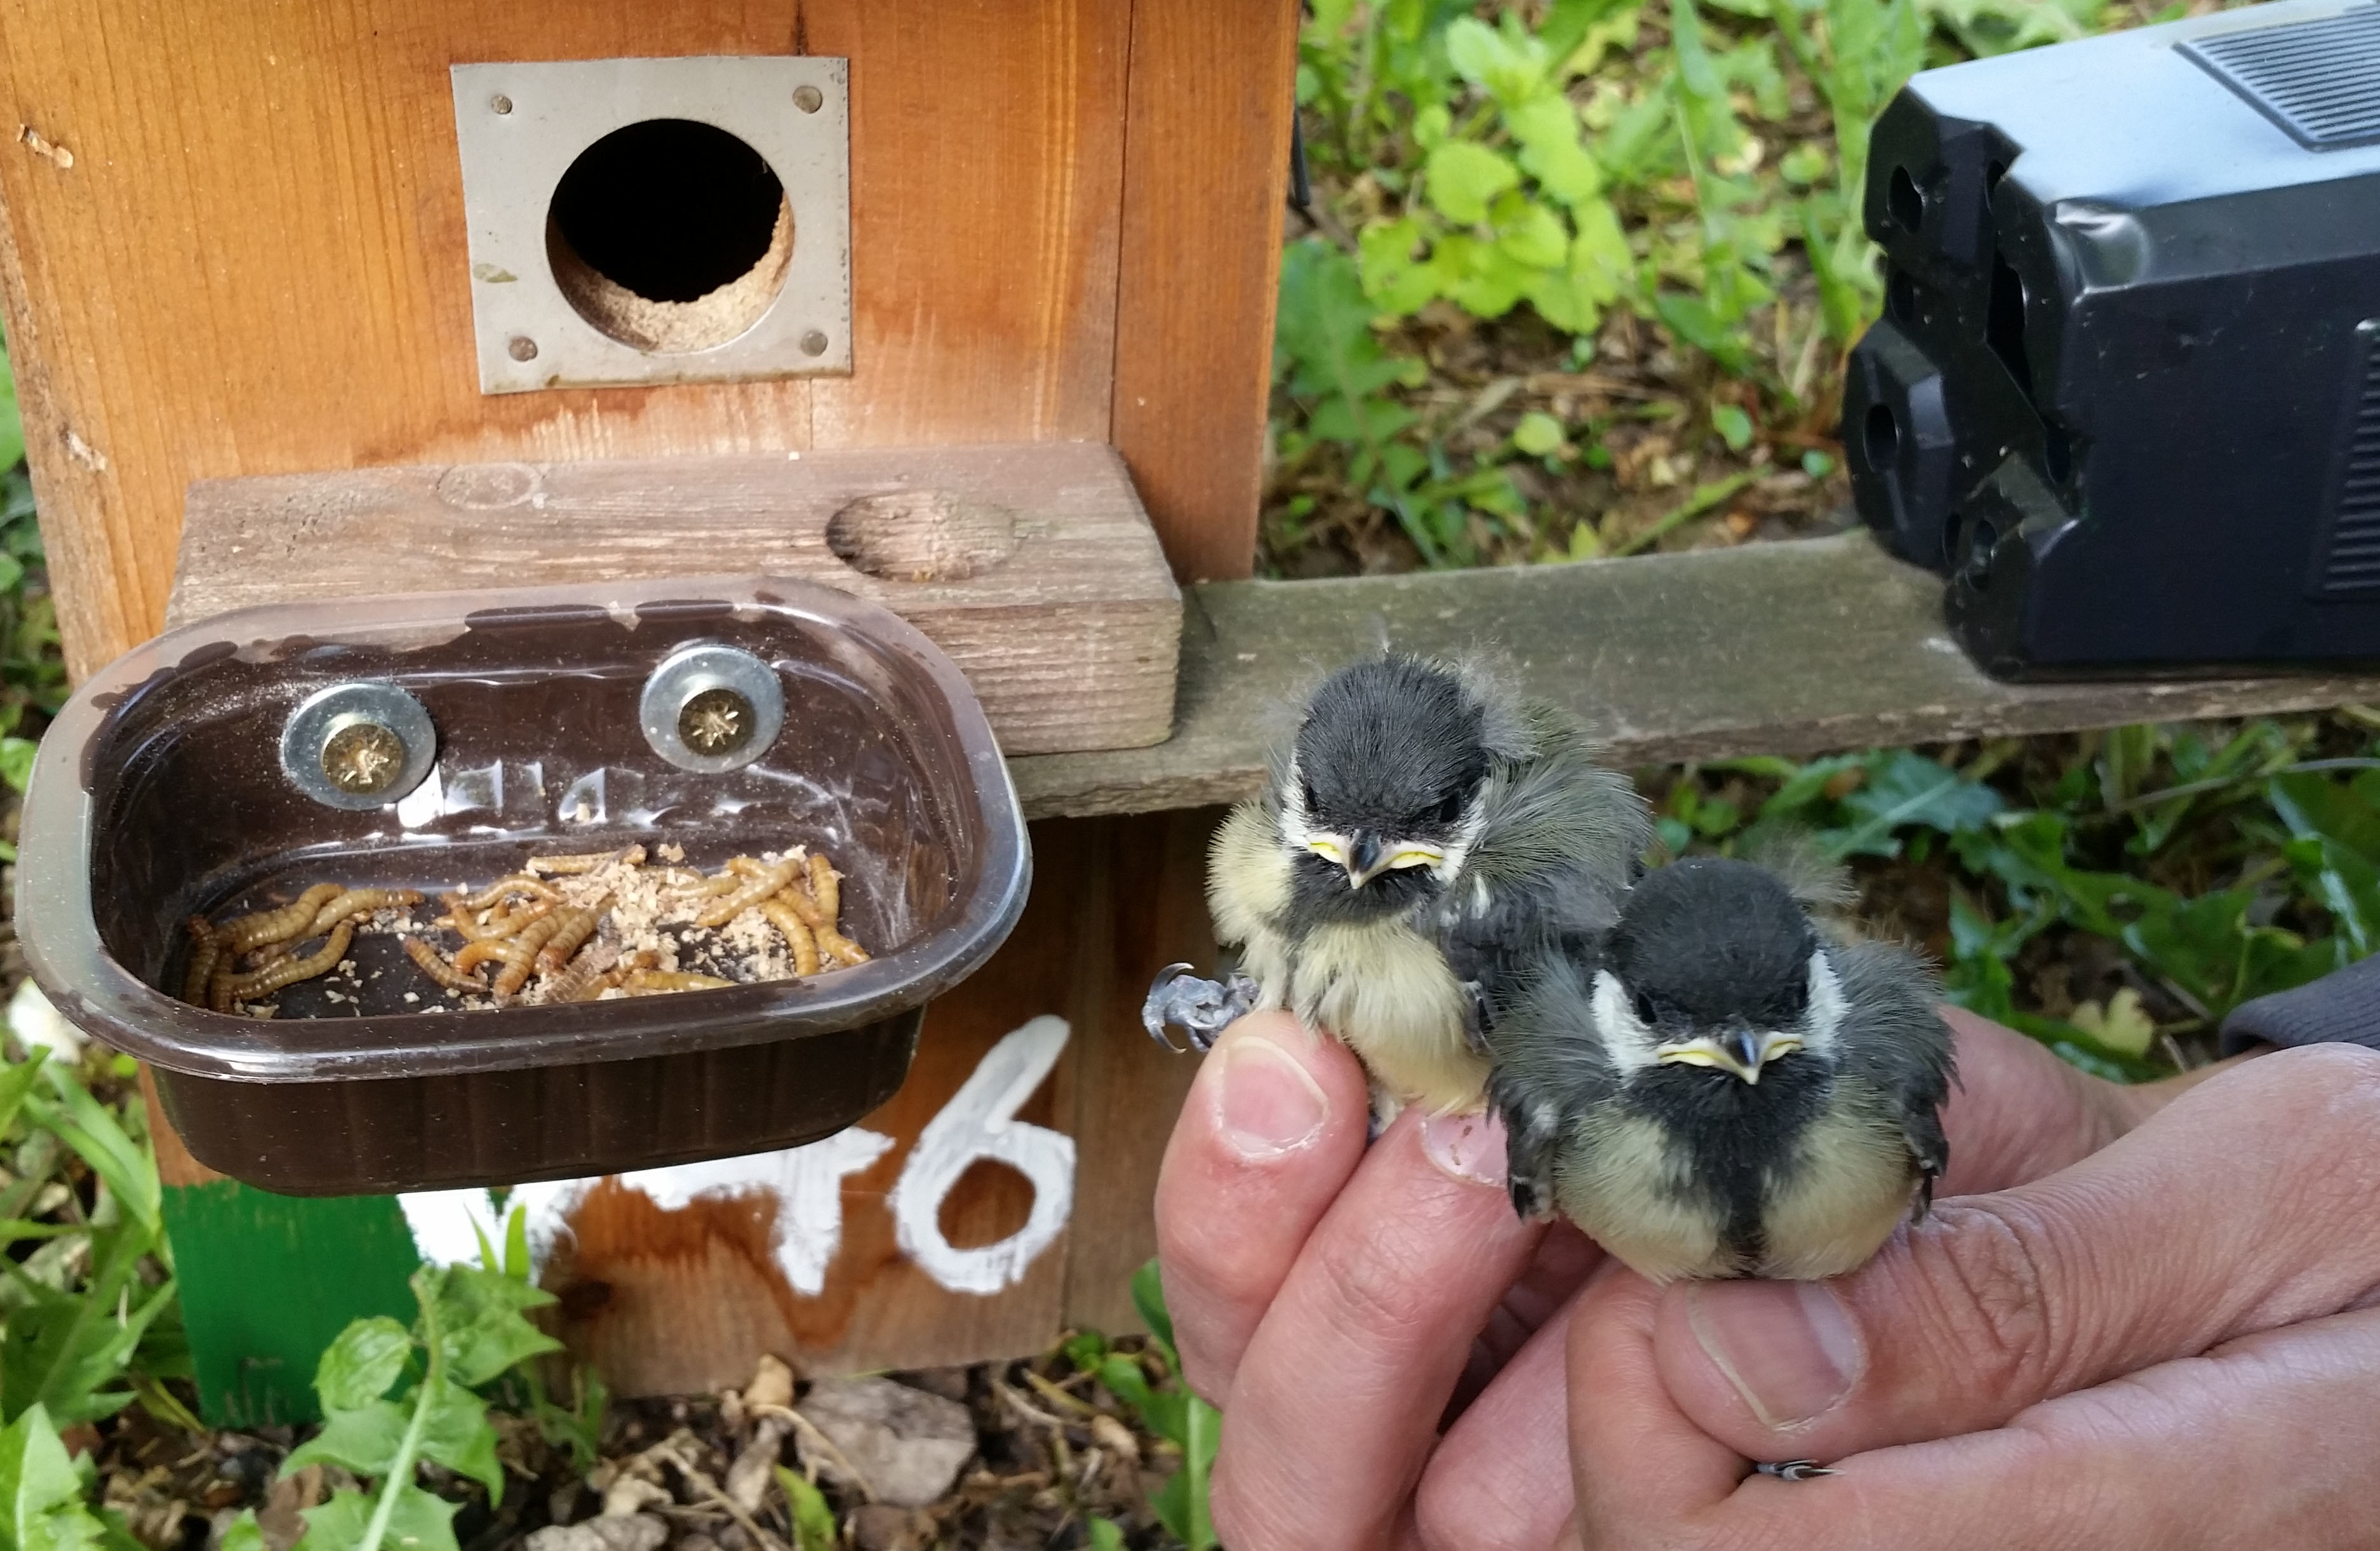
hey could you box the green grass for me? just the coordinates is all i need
[1267,0,2231,572]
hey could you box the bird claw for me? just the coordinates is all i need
[1755,1460,1836,1482]
[1142,964,1258,1052]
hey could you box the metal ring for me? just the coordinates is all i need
[279,682,438,810]
[639,643,786,774]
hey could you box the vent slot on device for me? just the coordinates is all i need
[2181,5,2380,151]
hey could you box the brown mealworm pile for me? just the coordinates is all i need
[175,842,871,1019]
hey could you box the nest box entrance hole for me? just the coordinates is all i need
[547,119,794,354]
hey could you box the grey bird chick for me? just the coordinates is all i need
[1492,856,1954,1282]
[1146,652,1650,1114]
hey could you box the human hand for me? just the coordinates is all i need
[1565,1040,2380,1550]
[1153,1005,2210,1549]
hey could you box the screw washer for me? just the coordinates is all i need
[279,682,439,810]
[640,643,786,774]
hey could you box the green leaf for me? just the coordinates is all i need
[1130,1260,1177,1359]
[428,1266,559,1388]
[1823,750,2005,859]
[0,1405,109,1551]
[219,1510,266,1551]
[1425,142,1521,226]
[1495,203,1568,271]
[0,1054,51,1146]
[416,1378,504,1505]
[0,341,22,478]
[0,739,34,797]
[29,1065,159,1234]
[315,1317,412,1413]
[775,1467,838,1551]
[1711,403,1754,452]
[1086,1520,1126,1551]
[284,1403,411,1480]
[1652,293,1751,375]
[2,1225,170,1426]
[294,1483,461,1551]
[1513,412,1567,458]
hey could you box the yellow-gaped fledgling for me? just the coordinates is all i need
[1145,652,1650,1115]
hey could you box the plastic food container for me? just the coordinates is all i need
[15,576,1030,1196]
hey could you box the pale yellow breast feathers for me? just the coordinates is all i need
[1292,919,1484,1112]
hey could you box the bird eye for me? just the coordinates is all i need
[1431,789,1466,825]
[1633,991,1659,1026]
[1299,778,1320,814]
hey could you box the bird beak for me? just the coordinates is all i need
[1344,831,1386,888]
[1655,1027,1804,1084]
[1328,831,1445,889]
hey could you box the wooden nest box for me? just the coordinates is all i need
[0,1,1298,1420]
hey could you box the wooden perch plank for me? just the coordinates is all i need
[1007,532,2380,817]
[170,443,1180,755]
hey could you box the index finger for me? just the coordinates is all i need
[1154,1011,1372,1400]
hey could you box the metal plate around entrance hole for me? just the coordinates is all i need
[451,57,852,394]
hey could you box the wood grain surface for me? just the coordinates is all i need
[0,0,1153,680]
[1111,0,1301,585]
[171,443,1181,754]
[1008,530,2380,816]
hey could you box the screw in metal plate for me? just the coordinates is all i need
[507,335,539,361]
[490,93,514,115]
[799,330,829,357]
[281,682,438,811]
[640,643,785,774]
[793,84,824,113]
[677,686,755,758]
[321,722,408,796]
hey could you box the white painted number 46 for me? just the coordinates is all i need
[400,1017,1078,1298]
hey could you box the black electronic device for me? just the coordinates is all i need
[1845,0,2380,676]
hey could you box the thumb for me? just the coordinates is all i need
[1650,1043,2380,1466]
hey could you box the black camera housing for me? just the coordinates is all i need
[1845,0,2380,677]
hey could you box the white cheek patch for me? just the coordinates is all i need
[1802,950,1846,1059]
[1433,794,1488,888]
[1280,755,1314,849]
[1591,969,1662,1077]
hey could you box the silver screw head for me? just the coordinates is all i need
[793,84,824,113]
[321,722,407,795]
[507,335,538,361]
[799,330,829,357]
[678,687,755,757]
[490,93,514,115]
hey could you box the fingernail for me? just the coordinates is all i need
[1685,1279,1864,1430]
[1214,1035,1329,1158]
[1421,1108,1508,1188]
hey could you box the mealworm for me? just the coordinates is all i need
[808,853,840,923]
[542,941,621,1004]
[218,922,354,1007]
[485,898,554,937]
[451,938,512,976]
[773,885,870,966]
[305,888,423,937]
[493,913,566,997]
[216,884,344,953]
[695,858,801,929]
[458,875,560,909]
[759,899,822,976]
[623,969,736,994]
[528,844,645,875]
[439,894,502,942]
[534,894,612,976]
[180,918,220,1005]
[403,936,489,993]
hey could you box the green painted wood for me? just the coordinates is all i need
[164,1180,419,1427]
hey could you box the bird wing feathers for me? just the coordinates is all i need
[1826,939,1956,1202]
[1487,950,1622,1221]
[1433,699,1648,1016]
